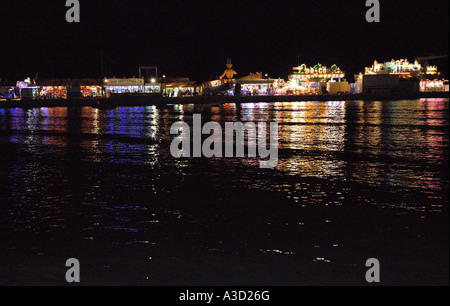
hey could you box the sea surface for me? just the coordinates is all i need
[0,99,448,285]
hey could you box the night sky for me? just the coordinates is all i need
[1,0,449,82]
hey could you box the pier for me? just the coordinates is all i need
[1,91,448,109]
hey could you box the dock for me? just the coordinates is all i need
[0,91,448,109]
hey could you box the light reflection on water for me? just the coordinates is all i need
[0,99,448,273]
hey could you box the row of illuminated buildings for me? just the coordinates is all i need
[1,58,448,101]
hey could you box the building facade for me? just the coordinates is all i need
[286,63,348,94]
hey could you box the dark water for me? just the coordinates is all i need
[0,99,448,285]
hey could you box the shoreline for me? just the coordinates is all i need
[0,91,448,109]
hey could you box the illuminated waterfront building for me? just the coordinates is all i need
[420,65,448,92]
[420,79,448,92]
[104,76,163,97]
[355,58,434,94]
[286,63,348,94]
[365,59,423,76]
[235,72,276,96]
[37,78,104,99]
[104,77,145,96]
[162,77,202,97]
[426,66,439,75]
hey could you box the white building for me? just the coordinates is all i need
[365,59,422,76]
[104,77,160,96]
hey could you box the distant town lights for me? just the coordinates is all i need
[426,66,438,75]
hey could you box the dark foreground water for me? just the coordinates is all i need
[0,99,448,285]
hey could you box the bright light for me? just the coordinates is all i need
[151,78,156,83]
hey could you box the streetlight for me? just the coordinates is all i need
[162,75,166,96]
